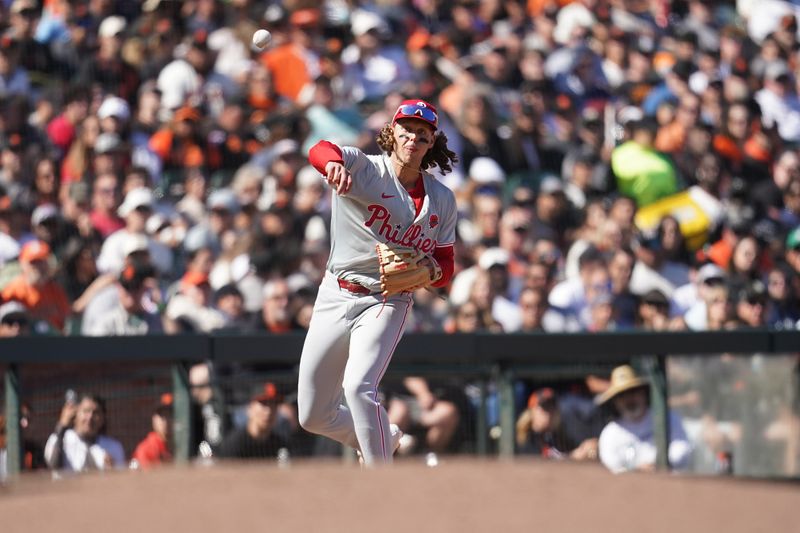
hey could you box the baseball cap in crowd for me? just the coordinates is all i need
[527,387,556,411]
[786,227,800,251]
[118,187,154,217]
[641,289,669,308]
[98,15,126,39]
[183,225,215,253]
[0,301,28,324]
[290,7,320,28]
[392,99,438,130]
[207,188,240,213]
[121,233,149,257]
[180,270,210,291]
[478,247,510,270]
[263,4,286,24]
[251,382,283,404]
[539,175,565,195]
[468,157,506,185]
[697,263,726,285]
[287,272,314,295]
[19,240,50,263]
[214,283,243,303]
[119,261,156,292]
[97,96,131,123]
[737,280,767,305]
[350,9,388,38]
[31,203,60,226]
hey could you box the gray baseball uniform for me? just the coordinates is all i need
[297,144,456,465]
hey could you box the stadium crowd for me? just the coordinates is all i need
[2,0,800,473]
[0,0,798,339]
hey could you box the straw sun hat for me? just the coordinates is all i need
[595,365,649,405]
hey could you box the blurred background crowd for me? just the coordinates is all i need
[2,0,800,474]
[0,0,798,338]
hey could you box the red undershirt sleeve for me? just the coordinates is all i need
[308,140,343,174]
[431,245,454,287]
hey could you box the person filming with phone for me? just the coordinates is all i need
[44,392,125,475]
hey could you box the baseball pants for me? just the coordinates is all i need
[297,271,412,465]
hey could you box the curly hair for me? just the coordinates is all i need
[376,123,459,175]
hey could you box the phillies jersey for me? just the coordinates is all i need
[323,145,456,292]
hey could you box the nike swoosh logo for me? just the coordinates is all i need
[381,193,395,199]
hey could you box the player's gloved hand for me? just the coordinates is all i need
[376,243,441,297]
[324,161,352,195]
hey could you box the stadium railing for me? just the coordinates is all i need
[2,330,798,479]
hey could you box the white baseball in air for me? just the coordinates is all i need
[252,29,272,49]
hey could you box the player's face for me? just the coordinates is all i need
[393,119,435,160]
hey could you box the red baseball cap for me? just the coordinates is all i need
[392,99,438,130]
[252,382,284,404]
[19,240,50,263]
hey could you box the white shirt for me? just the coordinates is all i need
[165,293,227,332]
[548,277,590,327]
[44,429,125,473]
[598,410,692,474]
[0,232,19,266]
[755,88,800,143]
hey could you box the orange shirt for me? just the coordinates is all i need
[655,122,686,153]
[261,44,312,102]
[1,275,70,330]
[132,432,172,469]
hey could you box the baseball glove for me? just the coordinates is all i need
[376,243,441,297]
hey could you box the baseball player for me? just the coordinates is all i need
[297,99,458,466]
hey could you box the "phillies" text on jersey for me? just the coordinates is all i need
[365,204,437,253]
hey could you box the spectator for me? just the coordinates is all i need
[548,245,606,331]
[188,362,229,457]
[755,61,800,144]
[597,365,692,473]
[677,262,728,327]
[77,15,139,101]
[0,300,30,337]
[340,8,412,106]
[45,84,89,158]
[88,171,124,238]
[96,186,173,275]
[611,118,679,208]
[260,8,320,103]
[258,277,301,333]
[84,259,163,336]
[213,283,251,332]
[44,392,125,473]
[734,281,769,328]
[131,402,172,470]
[1,240,70,331]
[218,382,290,460]
[637,289,674,331]
[164,269,225,333]
[516,387,601,461]
[764,266,800,329]
[518,287,552,332]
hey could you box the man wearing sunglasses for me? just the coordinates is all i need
[298,99,459,466]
